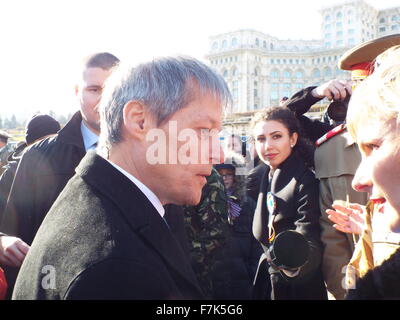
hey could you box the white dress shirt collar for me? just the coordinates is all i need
[80,121,99,151]
[105,159,165,218]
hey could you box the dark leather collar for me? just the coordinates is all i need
[57,111,85,151]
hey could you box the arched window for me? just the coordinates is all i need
[231,67,238,77]
[255,38,259,46]
[212,42,218,50]
[232,81,239,100]
[392,15,398,22]
[295,70,304,79]
[312,68,321,78]
[263,40,267,48]
[222,40,227,48]
[283,70,291,78]
[254,68,260,76]
[379,17,386,23]
[336,11,342,19]
[231,38,238,47]
[282,83,291,98]
[270,70,279,78]
[325,15,331,22]
[222,69,228,78]
[324,67,332,77]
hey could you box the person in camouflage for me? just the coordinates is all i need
[183,167,230,298]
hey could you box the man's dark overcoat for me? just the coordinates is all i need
[12,152,203,299]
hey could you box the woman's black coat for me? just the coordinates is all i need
[252,153,327,300]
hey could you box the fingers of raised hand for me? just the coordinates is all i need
[326,209,349,226]
[333,223,353,234]
[331,204,355,216]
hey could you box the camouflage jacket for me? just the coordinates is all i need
[183,167,230,298]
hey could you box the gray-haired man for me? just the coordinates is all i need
[13,56,230,299]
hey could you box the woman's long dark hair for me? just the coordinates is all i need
[251,106,315,169]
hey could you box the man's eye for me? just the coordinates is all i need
[87,88,101,93]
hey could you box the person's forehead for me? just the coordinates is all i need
[169,94,222,128]
[254,120,287,134]
[82,67,111,85]
[356,118,391,141]
[217,168,234,175]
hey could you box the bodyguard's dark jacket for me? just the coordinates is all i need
[1,111,86,244]
[12,152,203,300]
[252,153,327,300]
[0,142,28,222]
[0,112,86,298]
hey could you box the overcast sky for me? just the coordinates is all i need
[0,0,399,121]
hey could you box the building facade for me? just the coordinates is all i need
[206,0,400,115]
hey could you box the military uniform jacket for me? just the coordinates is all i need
[12,152,203,300]
[315,129,368,299]
[252,153,327,299]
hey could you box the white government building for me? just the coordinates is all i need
[206,0,400,116]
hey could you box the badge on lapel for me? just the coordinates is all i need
[266,192,276,215]
[266,192,277,243]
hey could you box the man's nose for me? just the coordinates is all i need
[352,162,372,193]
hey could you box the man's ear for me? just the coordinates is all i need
[123,100,152,140]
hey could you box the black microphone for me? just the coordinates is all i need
[269,230,310,270]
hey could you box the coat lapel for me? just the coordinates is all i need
[253,153,303,247]
[253,166,270,247]
[76,152,202,297]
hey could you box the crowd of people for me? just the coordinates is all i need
[0,34,400,300]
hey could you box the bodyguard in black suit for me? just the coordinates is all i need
[0,53,120,298]
[12,56,231,299]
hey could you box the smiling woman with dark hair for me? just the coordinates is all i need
[251,106,327,300]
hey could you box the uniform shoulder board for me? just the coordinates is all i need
[315,124,347,147]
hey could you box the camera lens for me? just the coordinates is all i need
[327,90,351,122]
